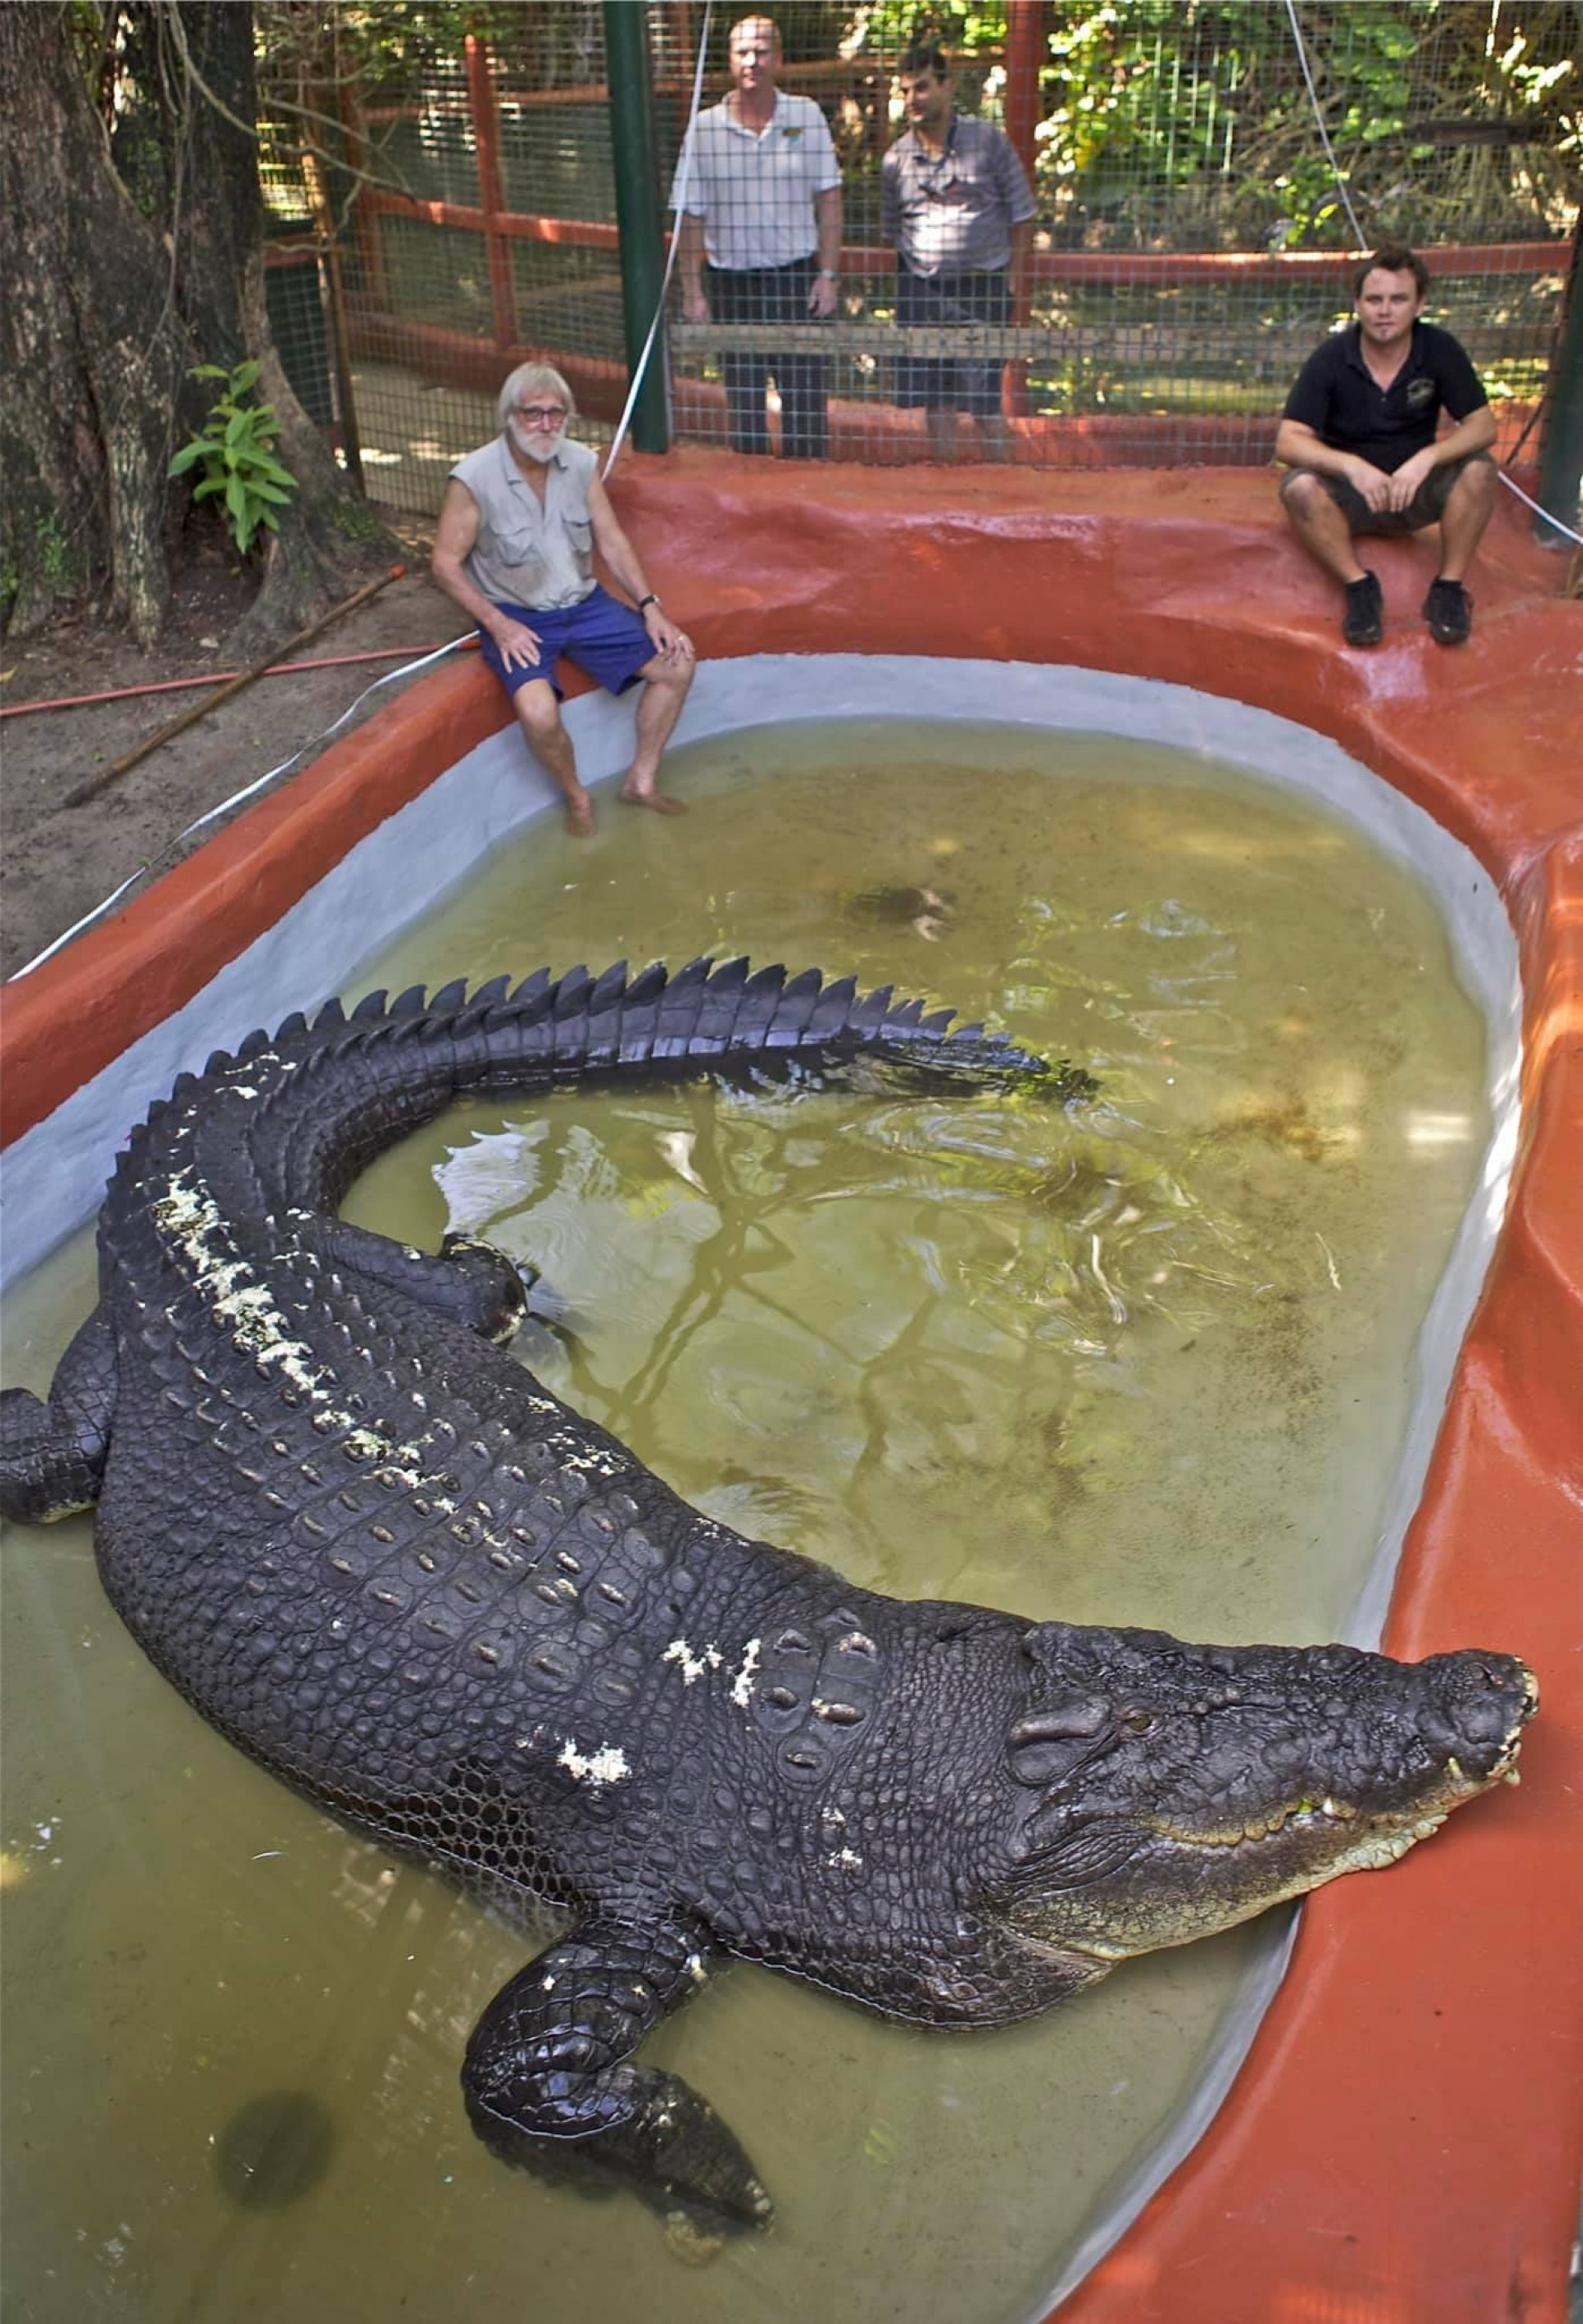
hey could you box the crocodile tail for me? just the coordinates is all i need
[350,956,1078,1095]
[113,960,1088,1216]
[162,958,1040,1087]
[187,959,1058,1087]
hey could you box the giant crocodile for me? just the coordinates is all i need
[0,958,1536,2231]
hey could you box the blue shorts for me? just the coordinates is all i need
[477,583,654,702]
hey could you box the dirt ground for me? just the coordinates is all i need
[0,507,463,982]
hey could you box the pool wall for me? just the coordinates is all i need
[2,462,1577,2323]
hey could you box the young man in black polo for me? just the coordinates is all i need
[1275,246,1497,648]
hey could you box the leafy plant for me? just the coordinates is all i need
[34,514,73,590]
[167,362,298,556]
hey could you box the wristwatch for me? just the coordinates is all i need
[817,269,837,281]
[636,592,660,611]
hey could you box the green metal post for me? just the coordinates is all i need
[1534,220,1582,549]
[604,2,670,455]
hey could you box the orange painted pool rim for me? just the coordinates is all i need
[2,459,1579,2322]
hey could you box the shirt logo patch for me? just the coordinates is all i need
[1406,377,1435,407]
[782,125,803,142]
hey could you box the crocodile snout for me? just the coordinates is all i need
[1417,1649,1537,1781]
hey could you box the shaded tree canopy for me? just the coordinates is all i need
[0,2,391,650]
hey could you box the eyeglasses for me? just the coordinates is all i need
[515,404,567,427]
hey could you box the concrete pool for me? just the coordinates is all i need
[2,464,1577,2323]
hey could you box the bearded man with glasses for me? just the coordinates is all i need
[432,364,695,833]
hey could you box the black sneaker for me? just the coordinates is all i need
[1341,571,1383,647]
[1424,576,1473,646]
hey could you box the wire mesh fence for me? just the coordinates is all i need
[254,2,1579,508]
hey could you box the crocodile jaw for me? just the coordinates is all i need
[1008,1661,1536,1965]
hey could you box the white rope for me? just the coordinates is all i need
[1492,467,1582,544]
[1281,0,1366,247]
[601,2,714,480]
[7,635,472,981]
[1281,0,1581,547]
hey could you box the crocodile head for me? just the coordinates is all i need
[993,1621,1536,1964]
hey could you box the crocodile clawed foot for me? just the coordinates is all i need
[466,2068,773,2244]
[514,1262,580,1333]
[622,2068,774,2234]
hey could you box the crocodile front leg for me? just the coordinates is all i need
[462,1912,773,2233]
[0,1305,117,1522]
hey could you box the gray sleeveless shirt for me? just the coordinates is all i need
[449,434,598,610]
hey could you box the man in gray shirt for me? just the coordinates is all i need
[881,41,1036,463]
[431,364,694,835]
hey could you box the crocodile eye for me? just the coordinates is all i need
[1119,1707,1158,1737]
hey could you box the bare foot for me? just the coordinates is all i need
[564,796,594,836]
[619,788,687,816]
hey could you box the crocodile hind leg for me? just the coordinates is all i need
[0,1305,117,1522]
[462,1912,772,2234]
[310,1220,535,1346]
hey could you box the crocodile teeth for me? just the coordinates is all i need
[1503,1767,1521,1786]
[1164,1794,1360,1849]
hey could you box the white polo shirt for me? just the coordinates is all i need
[673,92,840,271]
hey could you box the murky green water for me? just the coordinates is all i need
[2,722,1489,2322]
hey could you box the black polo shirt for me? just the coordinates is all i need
[1282,320,1487,473]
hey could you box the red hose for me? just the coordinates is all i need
[0,637,477,721]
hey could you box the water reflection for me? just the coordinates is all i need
[1404,1109,1476,1151]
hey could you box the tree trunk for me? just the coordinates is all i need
[0,2,391,653]
[0,5,192,642]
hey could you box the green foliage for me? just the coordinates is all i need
[33,515,74,590]
[257,2,606,99]
[167,362,298,557]
[1033,0,1581,252]
[838,3,1009,59]
[0,512,78,629]
[328,494,384,543]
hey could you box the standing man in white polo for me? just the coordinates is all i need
[675,16,843,459]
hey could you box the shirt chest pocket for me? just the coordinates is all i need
[564,515,594,575]
[492,522,547,581]
[769,137,812,183]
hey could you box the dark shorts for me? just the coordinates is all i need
[895,267,1010,416]
[1279,450,1493,536]
[477,584,653,703]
